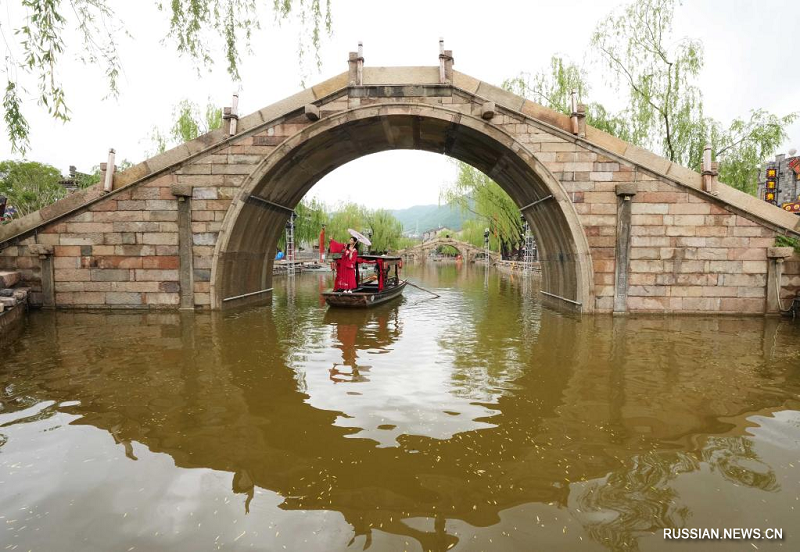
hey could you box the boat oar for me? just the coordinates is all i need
[405,280,440,299]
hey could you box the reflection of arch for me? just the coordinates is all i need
[211,104,594,312]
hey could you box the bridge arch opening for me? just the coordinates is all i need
[211,103,594,312]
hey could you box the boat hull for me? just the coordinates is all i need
[323,281,407,308]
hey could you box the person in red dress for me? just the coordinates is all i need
[330,237,359,292]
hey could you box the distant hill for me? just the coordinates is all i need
[391,204,473,234]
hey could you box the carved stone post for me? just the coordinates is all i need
[614,183,637,313]
[29,244,55,308]
[766,246,793,314]
[171,183,195,310]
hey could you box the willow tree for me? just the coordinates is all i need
[505,0,796,195]
[2,0,333,154]
[441,163,523,259]
[149,99,224,155]
[367,209,403,253]
[590,0,795,192]
[503,56,633,143]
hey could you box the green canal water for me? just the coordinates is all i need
[1,263,800,551]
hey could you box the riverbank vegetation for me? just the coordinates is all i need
[277,198,411,254]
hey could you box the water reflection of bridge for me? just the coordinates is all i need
[3,299,799,550]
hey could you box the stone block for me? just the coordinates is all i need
[150,211,179,222]
[130,187,161,200]
[669,286,704,297]
[54,257,79,269]
[628,285,667,297]
[720,297,765,313]
[630,260,664,273]
[160,281,181,293]
[631,203,668,215]
[113,222,161,233]
[146,200,178,211]
[145,293,180,306]
[142,233,179,246]
[638,192,687,203]
[105,292,143,305]
[681,297,721,311]
[669,203,711,215]
[96,256,143,269]
[627,296,669,311]
[155,245,179,256]
[143,256,180,269]
[117,200,147,210]
[192,232,219,246]
[55,245,81,256]
[170,183,193,197]
[60,234,105,246]
[135,269,179,282]
[767,246,794,259]
[727,248,766,261]
[742,261,768,274]
[28,244,54,256]
[702,286,738,297]
[54,268,91,282]
[55,291,105,305]
[91,268,132,282]
[192,187,219,200]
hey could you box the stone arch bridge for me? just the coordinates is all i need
[1,51,799,314]
[398,237,499,263]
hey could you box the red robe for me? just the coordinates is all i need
[330,239,358,290]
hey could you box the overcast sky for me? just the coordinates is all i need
[1,0,798,209]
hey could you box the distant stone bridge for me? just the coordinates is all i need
[1,49,799,314]
[398,237,499,263]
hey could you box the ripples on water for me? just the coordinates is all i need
[1,263,799,551]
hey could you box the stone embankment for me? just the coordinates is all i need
[494,260,542,275]
[0,271,29,346]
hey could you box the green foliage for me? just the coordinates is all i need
[278,200,404,254]
[441,163,523,256]
[503,56,634,143]
[326,202,369,245]
[775,235,800,253]
[4,0,123,154]
[437,245,459,256]
[367,209,403,253]
[396,236,421,250]
[73,159,134,190]
[505,0,796,196]
[457,218,501,252]
[3,0,332,153]
[585,0,796,192]
[709,110,798,195]
[147,99,224,155]
[0,159,65,217]
[293,196,327,246]
[592,0,705,164]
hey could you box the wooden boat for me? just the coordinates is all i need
[323,254,406,308]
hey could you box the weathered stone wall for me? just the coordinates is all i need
[1,67,798,314]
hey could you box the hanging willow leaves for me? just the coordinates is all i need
[2,0,332,154]
[441,163,523,258]
[506,0,796,195]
